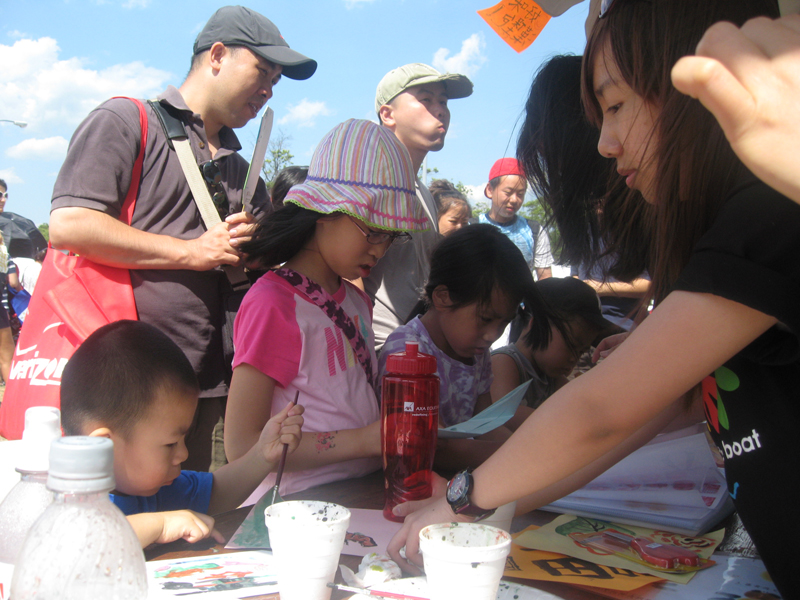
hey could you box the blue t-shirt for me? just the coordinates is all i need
[110,471,213,515]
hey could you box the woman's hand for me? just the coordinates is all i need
[386,496,471,575]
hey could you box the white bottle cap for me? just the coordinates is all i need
[47,437,116,493]
[17,406,62,473]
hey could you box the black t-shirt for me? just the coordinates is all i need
[674,181,800,597]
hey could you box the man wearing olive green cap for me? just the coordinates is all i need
[363,63,473,351]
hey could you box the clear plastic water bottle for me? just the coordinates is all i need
[381,341,439,522]
[11,436,147,599]
[0,406,61,564]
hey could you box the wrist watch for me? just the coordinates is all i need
[446,468,496,520]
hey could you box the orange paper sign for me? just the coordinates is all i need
[478,0,551,53]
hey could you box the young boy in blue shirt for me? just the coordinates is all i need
[60,320,304,548]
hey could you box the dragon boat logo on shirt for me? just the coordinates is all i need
[702,366,739,433]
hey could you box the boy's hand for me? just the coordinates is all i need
[258,401,305,464]
[127,510,224,548]
[159,510,225,544]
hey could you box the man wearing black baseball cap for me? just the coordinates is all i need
[49,6,315,472]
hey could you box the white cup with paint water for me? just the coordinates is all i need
[419,522,512,600]
[264,500,350,600]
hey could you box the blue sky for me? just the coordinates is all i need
[1,0,590,227]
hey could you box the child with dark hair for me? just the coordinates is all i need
[270,165,308,209]
[379,224,551,430]
[491,277,616,430]
[428,179,471,236]
[478,158,553,281]
[60,320,304,548]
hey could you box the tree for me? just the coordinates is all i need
[261,131,294,189]
[521,196,562,262]
[38,223,49,242]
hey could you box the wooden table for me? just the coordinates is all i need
[145,469,615,599]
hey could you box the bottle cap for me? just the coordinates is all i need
[17,406,62,473]
[384,341,437,375]
[47,436,116,493]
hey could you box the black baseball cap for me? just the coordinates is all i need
[194,6,317,81]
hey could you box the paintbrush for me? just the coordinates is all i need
[262,389,298,506]
[327,582,427,600]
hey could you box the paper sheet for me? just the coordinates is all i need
[514,515,724,584]
[146,551,278,599]
[226,505,402,558]
[504,527,661,591]
[478,0,551,53]
[439,380,529,438]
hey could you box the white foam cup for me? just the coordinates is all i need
[419,522,512,600]
[264,500,351,600]
[479,500,517,534]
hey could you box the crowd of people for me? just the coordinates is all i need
[3,0,800,596]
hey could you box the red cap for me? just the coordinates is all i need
[488,158,524,181]
[385,342,437,375]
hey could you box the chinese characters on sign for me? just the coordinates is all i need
[478,0,552,53]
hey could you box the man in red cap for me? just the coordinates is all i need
[48,6,316,471]
[479,158,553,281]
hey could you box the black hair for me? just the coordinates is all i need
[423,224,552,350]
[60,320,199,438]
[0,179,6,191]
[271,166,309,209]
[239,202,325,267]
[517,54,620,271]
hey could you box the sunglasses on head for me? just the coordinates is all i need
[200,160,228,218]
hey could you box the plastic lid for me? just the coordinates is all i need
[47,436,116,493]
[17,406,62,473]
[384,341,437,375]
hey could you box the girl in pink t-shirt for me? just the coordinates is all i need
[224,120,428,500]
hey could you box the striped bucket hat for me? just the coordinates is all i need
[284,119,429,231]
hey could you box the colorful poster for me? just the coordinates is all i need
[147,551,278,599]
[514,516,724,584]
[478,0,551,53]
[505,527,662,591]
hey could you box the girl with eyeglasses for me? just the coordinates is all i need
[389,1,798,595]
[224,119,427,500]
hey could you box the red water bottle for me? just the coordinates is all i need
[381,341,439,522]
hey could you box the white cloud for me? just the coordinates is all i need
[122,0,152,8]
[0,169,23,185]
[0,37,171,131]
[433,33,487,78]
[7,30,27,40]
[344,0,377,8]
[278,99,332,128]
[6,136,69,160]
[463,184,487,207]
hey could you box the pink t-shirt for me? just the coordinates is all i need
[233,271,381,502]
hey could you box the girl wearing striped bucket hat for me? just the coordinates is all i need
[225,119,429,498]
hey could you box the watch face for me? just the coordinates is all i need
[447,471,468,502]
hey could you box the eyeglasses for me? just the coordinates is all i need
[0,192,7,199]
[349,217,411,246]
[200,160,228,218]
